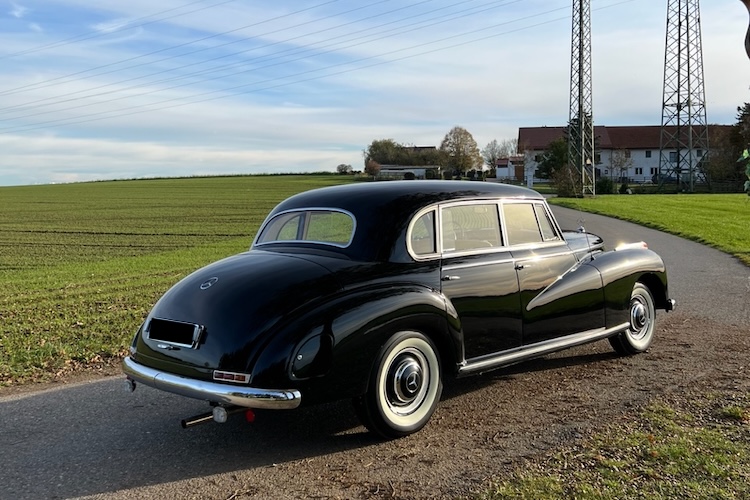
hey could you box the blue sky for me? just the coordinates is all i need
[0,0,747,186]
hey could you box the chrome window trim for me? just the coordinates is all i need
[253,207,356,249]
[499,199,563,247]
[438,200,505,256]
[407,206,440,261]
[407,197,564,262]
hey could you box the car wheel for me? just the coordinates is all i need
[354,331,442,439]
[609,282,656,355]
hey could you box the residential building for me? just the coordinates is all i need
[517,125,732,184]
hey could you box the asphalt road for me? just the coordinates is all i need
[1,206,748,499]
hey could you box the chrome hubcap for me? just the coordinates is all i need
[630,299,650,338]
[386,349,427,414]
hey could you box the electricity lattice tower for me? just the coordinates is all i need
[659,0,709,192]
[568,0,595,196]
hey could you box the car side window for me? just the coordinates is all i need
[410,211,436,255]
[503,203,544,245]
[534,204,559,241]
[441,204,502,252]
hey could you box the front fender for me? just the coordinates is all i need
[250,284,458,406]
[587,248,670,327]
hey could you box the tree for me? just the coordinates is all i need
[705,125,741,183]
[498,138,518,157]
[481,140,502,170]
[609,149,633,183]
[364,159,381,179]
[439,126,481,174]
[336,163,353,175]
[736,103,750,146]
[536,138,568,180]
[363,139,402,166]
[363,139,446,167]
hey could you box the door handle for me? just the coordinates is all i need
[514,264,531,270]
[441,275,461,281]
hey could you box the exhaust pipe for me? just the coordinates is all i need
[180,405,246,429]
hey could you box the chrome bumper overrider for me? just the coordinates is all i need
[122,356,301,410]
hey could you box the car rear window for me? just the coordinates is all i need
[256,209,355,247]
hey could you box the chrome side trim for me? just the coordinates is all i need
[442,257,515,271]
[123,357,301,410]
[457,322,629,376]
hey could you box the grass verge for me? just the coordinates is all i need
[479,392,750,499]
[549,194,750,266]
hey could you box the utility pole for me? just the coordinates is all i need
[659,0,709,192]
[568,0,595,196]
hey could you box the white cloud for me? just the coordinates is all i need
[9,2,27,18]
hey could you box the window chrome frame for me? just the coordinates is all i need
[253,207,356,249]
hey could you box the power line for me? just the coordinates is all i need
[0,0,508,117]
[0,0,238,61]
[0,0,341,96]
[0,4,572,135]
[0,0,634,135]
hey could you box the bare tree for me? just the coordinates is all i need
[481,140,503,170]
[497,138,518,157]
[439,126,482,174]
[336,163,353,175]
[610,149,633,183]
[364,159,381,179]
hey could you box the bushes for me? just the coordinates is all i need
[596,177,614,194]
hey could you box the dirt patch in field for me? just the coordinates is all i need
[77,311,748,499]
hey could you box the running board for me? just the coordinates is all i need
[457,322,629,376]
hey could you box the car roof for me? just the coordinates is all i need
[273,180,541,214]
[263,180,544,261]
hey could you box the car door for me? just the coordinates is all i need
[438,202,522,360]
[502,201,605,345]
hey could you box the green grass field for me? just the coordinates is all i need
[549,194,750,266]
[0,175,353,385]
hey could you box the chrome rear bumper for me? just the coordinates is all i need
[122,356,301,410]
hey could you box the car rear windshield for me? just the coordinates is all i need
[255,209,355,247]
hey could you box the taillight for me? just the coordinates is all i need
[212,370,251,384]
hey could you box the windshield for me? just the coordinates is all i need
[255,209,355,247]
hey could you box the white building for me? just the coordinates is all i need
[517,125,731,184]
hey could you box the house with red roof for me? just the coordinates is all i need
[514,125,730,184]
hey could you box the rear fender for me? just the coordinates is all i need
[251,284,458,405]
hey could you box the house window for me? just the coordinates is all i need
[635,168,643,175]
[650,167,657,175]
[624,150,631,158]
[595,154,601,163]
[669,151,678,162]
[645,150,652,158]
[534,154,542,162]
[697,149,704,157]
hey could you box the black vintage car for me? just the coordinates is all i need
[123,181,675,438]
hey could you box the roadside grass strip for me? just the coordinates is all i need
[480,392,750,500]
[549,194,750,266]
